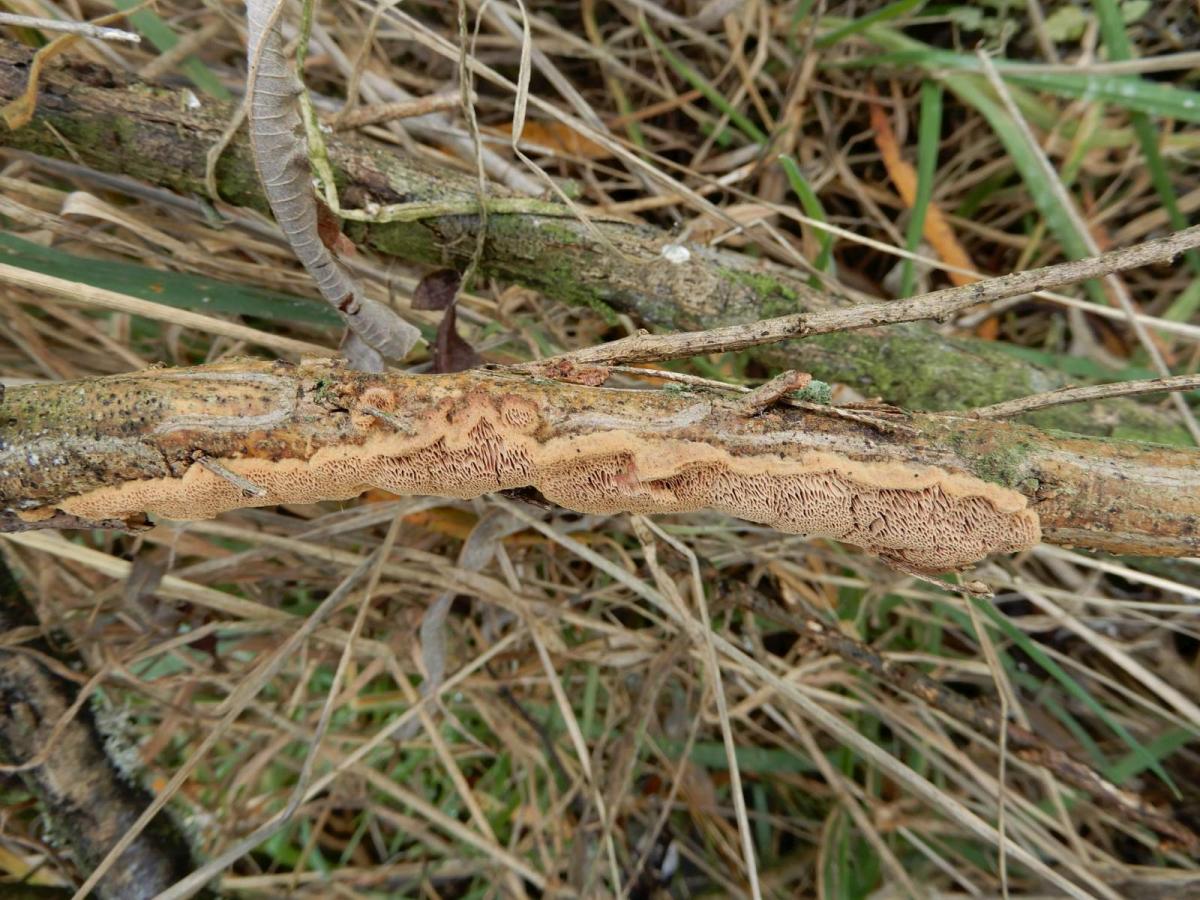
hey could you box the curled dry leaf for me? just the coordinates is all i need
[412,268,479,373]
[433,300,482,374]
[412,268,463,311]
[244,0,420,364]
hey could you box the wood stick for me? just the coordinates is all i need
[973,374,1200,420]
[0,12,139,43]
[529,224,1200,367]
[1,359,1197,562]
[0,565,202,898]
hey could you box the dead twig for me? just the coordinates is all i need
[972,374,1200,420]
[525,224,1200,368]
[974,50,1200,444]
[333,92,463,130]
[194,455,268,498]
[0,13,139,43]
[732,370,811,416]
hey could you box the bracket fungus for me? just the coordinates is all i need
[5,362,1041,574]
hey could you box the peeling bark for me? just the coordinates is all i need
[1,360,1196,563]
[0,40,1185,442]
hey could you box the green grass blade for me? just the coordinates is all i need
[1091,0,1200,275]
[1105,728,1193,785]
[113,0,231,100]
[640,17,766,144]
[899,80,942,298]
[967,596,1179,795]
[816,0,927,49]
[1165,277,1200,323]
[996,72,1200,124]
[0,232,338,326]
[828,47,1200,124]
[778,155,833,275]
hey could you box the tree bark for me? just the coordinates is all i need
[2,359,1197,564]
[0,40,1185,443]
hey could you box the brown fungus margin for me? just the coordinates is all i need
[2,360,1041,574]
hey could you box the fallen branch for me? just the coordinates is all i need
[0,40,1184,442]
[0,563,203,899]
[527,224,1200,367]
[2,360,1197,565]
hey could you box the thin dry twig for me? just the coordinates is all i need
[974,49,1200,444]
[732,369,812,416]
[526,224,1200,368]
[333,92,462,130]
[0,12,140,43]
[972,374,1200,420]
[194,455,268,498]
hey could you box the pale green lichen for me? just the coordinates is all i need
[792,379,832,405]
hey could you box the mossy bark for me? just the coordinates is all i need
[2,359,1197,559]
[0,41,1184,442]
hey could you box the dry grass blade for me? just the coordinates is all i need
[495,499,1120,900]
[154,519,402,900]
[70,552,380,900]
[0,13,139,43]
[633,516,764,900]
[2,4,1199,897]
[0,263,331,358]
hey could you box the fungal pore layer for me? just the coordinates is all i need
[45,384,1041,573]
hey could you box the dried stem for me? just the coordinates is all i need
[333,92,462,130]
[528,224,1200,368]
[973,374,1200,420]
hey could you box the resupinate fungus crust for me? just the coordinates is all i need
[24,380,1042,573]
